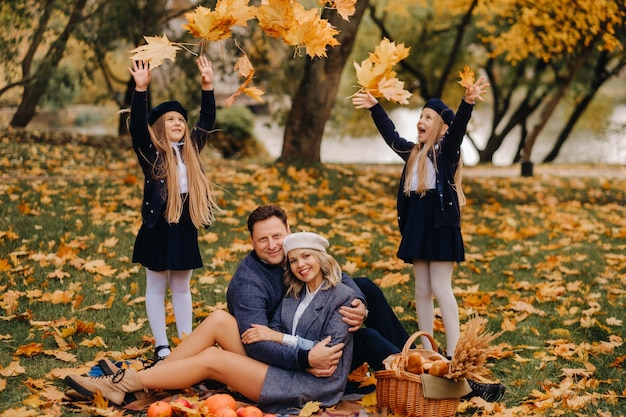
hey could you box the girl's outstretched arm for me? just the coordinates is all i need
[464,76,489,104]
[128,60,151,92]
[197,56,213,91]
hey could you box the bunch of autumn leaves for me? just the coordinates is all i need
[129,0,415,106]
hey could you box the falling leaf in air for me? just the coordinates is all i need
[323,0,357,21]
[457,65,475,88]
[182,0,255,43]
[129,34,181,69]
[256,0,340,58]
[225,54,265,107]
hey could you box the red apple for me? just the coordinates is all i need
[147,400,173,417]
[170,396,193,416]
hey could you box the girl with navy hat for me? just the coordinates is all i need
[128,57,221,361]
[352,78,489,358]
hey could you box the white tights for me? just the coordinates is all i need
[145,269,193,356]
[413,260,460,357]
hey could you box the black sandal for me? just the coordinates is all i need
[153,345,171,362]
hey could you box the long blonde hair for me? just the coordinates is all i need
[283,250,342,298]
[147,118,220,227]
[403,117,466,206]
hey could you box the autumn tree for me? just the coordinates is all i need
[349,0,624,173]
[476,0,625,175]
[0,0,90,128]
[280,0,370,164]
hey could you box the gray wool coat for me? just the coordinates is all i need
[257,282,356,414]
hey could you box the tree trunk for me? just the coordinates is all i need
[10,0,88,128]
[543,53,624,163]
[279,0,369,164]
[519,52,590,174]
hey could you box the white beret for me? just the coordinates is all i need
[283,232,329,255]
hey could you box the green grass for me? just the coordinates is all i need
[1,138,625,416]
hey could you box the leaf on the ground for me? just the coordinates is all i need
[374,272,410,288]
[0,361,25,377]
[122,318,146,333]
[15,343,44,358]
[83,259,117,277]
[79,336,108,348]
[129,34,181,69]
[298,401,321,416]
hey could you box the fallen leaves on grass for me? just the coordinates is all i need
[1,142,626,416]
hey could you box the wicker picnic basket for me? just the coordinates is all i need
[375,331,460,417]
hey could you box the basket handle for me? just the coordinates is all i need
[400,331,440,362]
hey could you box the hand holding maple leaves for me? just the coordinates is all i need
[463,75,489,105]
[197,56,213,91]
[351,90,378,110]
[128,60,151,92]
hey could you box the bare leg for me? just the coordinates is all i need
[138,347,268,402]
[164,310,246,363]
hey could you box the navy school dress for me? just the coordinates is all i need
[129,89,216,272]
[132,195,202,271]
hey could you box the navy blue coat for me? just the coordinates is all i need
[368,100,474,232]
[129,90,216,228]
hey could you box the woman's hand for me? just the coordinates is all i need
[241,324,282,344]
[197,56,213,91]
[464,76,490,104]
[128,60,151,92]
[352,90,378,109]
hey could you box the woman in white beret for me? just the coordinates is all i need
[65,232,357,414]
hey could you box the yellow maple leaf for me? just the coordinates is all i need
[354,38,412,104]
[374,272,411,288]
[299,400,321,417]
[183,5,237,41]
[257,0,340,58]
[370,37,411,66]
[457,65,475,88]
[322,0,357,21]
[15,343,44,358]
[129,34,181,69]
[0,361,25,377]
[359,391,378,407]
[225,54,265,107]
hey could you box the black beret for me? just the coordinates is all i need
[424,98,455,126]
[148,100,188,125]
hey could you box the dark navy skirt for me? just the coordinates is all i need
[397,190,465,263]
[132,196,203,271]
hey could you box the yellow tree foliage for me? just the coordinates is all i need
[129,0,357,105]
[474,0,624,63]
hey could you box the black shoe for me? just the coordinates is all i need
[463,380,506,402]
[154,345,171,362]
[344,380,376,395]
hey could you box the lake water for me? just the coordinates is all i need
[4,103,624,166]
[255,105,626,166]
